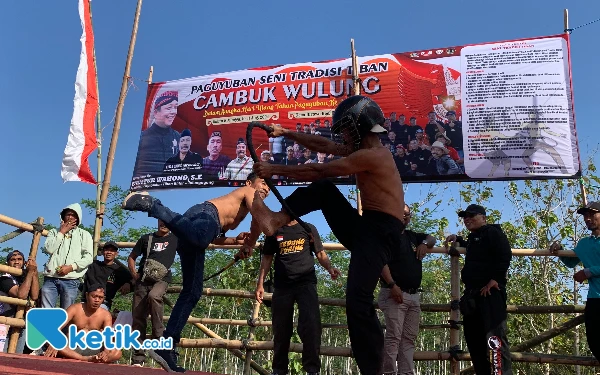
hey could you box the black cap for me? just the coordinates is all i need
[458,204,486,217]
[577,201,600,215]
[102,241,119,251]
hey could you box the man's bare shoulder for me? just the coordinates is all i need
[351,147,393,164]
[67,302,84,315]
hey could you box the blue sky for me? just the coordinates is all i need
[1,0,599,265]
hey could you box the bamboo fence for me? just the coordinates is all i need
[0,212,597,374]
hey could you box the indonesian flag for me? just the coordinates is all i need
[61,0,98,184]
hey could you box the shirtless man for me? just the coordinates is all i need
[121,173,270,372]
[44,284,122,363]
[252,95,405,375]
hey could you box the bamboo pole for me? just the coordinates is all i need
[0,224,31,244]
[243,301,261,375]
[449,249,461,375]
[0,295,28,308]
[163,316,448,331]
[0,316,25,328]
[8,217,43,353]
[89,0,104,260]
[177,339,600,366]
[164,287,585,313]
[162,298,269,375]
[0,264,23,277]
[512,314,585,352]
[95,0,143,247]
[0,214,49,237]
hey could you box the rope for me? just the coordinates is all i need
[565,16,600,33]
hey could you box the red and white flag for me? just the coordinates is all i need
[61,0,98,184]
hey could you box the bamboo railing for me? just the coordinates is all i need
[0,212,596,374]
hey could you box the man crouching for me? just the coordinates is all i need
[44,284,122,363]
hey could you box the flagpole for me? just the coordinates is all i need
[350,38,363,215]
[93,0,143,251]
[88,0,103,258]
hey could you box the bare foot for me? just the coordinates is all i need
[252,191,290,236]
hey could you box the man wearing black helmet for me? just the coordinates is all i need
[253,95,405,375]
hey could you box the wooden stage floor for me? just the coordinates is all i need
[0,353,226,375]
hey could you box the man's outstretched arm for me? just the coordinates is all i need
[255,148,375,181]
[269,125,352,156]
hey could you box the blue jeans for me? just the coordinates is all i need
[149,200,221,342]
[41,277,80,309]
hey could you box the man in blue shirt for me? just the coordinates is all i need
[551,201,600,361]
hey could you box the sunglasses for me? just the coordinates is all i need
[462,213,480,219]
[403,212,412,218]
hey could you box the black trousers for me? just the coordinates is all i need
[271,283,321,374]
[462,288,512,375]
[285,180,403,375]
[585,298,600,360]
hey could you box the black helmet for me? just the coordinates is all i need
[331,96,387,149]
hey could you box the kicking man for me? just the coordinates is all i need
[122,173,270,372]
[253,95,405,375]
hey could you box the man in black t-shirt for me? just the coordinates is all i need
[1,250,39,354]
[128,220,178,367]
[255,221,340,375]
[81,241,133,311]
[379,204,435,375]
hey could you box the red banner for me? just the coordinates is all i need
[130,34,579,191]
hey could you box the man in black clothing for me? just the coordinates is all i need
[442,111,464,159]
[446,204,513,375]
[81,241,133,310]
[133,91,181,177]
[424,111,445,145]
[394,114,411,147]
[128,220,178,367]
[379,204,435,374]
[163,129,203,173]
[255,220,340,375]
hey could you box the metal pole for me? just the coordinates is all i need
[350,38,363,214]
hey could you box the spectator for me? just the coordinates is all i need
[445,205,513,375]
[42,203,93,309]
[1,251,38,354]
[430,141,461,175]
[81,241,133,311]
[379,204,435,375]
[128,220,178,367]
[43,284,122,363]
[551,201,600,361]
[315,152,327,164]
[255,220,340,375]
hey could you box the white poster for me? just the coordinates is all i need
[461,36,578,178]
